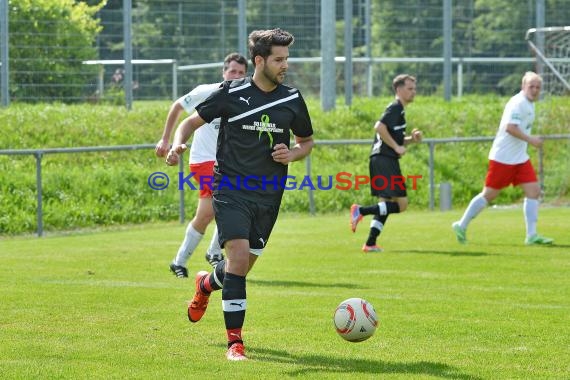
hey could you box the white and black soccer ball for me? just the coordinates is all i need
[333,297,378,342]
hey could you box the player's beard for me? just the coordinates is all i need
[263,65,286,86]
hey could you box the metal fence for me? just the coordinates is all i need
[2,0,570,105]
[2,135,569,237]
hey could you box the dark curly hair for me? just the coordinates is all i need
[248,28,294,68]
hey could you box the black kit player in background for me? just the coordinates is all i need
[165,28,314,361]
[350,74,423,252]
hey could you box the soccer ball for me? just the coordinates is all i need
[333,297,378,342]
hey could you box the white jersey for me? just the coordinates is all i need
[177,83,221,164]
[488,91,535,164]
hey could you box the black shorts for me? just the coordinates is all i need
[369,154,407,198]
[212,193,280,252]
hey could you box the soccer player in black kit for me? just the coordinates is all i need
[166,28,314,361]
[350,74,423,252]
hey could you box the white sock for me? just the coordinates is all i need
[458,193,488,230]
[377,201,387,215]
[370,219,384,232]
[524,198,539,237]
[173,223,203,267]
[206,225,222,258]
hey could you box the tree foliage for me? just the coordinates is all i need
[369,0,570,95]
[5,0,570,101]
[9,0,106,102]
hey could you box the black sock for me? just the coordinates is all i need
[366,215,388,246]
[385,201,400,214]
[366,228,380,246]
[222,272,246,339]
[360,205,378,216]
[200,260,225,293]
[361,202,399,217]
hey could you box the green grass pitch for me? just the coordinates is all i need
[1,208,569,379]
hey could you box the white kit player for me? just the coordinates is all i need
[452,71,554,246]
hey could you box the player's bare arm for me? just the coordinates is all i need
[271,135,314,165]
[156,102,185,158]
[165,112,206,166]
[505,123,543,148]
[375,121,406,156]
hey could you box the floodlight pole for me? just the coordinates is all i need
[320,0,336,111]
[1,0,9,107]
[364,0,372,97]
[344,0,353,106]
[443,0,452,101]
[535,0,545,77]
[238,0,247,57]
[123,0,133,110]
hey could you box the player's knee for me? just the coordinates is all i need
[481,189,498,203]
[193,212,215,229]
[397,199,408,212]
[525,187,541,199]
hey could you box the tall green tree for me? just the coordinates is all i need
[369,0,446,94]
[9,0,106,102]
[470,0,537,94]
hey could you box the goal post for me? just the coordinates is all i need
[525,27,570,203]
[525,26,570,94]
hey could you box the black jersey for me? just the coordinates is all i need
[196,76,313,205]
[370,99,406,159]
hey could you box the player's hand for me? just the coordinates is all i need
[411,128,423,143]
[528,136,543,148]
[165,144,188,166]
[155,139,170,158]
[271,143,292,165]
[395,145,406,157]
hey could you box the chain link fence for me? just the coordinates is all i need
[1,0,569,104]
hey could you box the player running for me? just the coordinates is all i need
[165,29,314,360]
[452,71,554,246]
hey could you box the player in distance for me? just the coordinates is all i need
[452,71,553,246]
